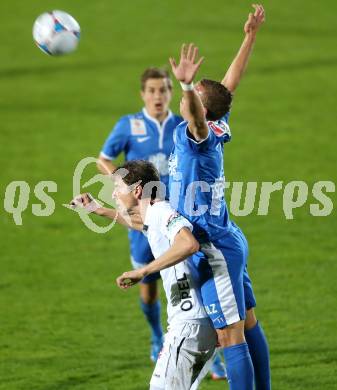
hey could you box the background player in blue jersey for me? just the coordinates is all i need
[169,5,270,390]
[97,68,182,362]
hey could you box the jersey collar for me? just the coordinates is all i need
[142,108,173,149]
[142,108,173,127]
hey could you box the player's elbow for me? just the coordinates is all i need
[184,237,200,256]
[96,156,105,172]
[97,155,112,174]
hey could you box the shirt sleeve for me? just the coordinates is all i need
[100,116,130,160]
[207,117,231,144]
[159,206,193,244]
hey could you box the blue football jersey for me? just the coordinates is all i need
[101,108,182,189]
[168,114,231,241]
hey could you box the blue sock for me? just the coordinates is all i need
[223,342,254,390]
[140,300,163,342]
[245,321,271,390]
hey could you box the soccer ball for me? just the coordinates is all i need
[33,10,80,56]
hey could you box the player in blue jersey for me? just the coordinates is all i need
[97,68,182,363]
[168,4,270,390]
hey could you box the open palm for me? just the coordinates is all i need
[169,43,204,84]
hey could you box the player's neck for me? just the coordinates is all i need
[138,198,150,222]
[138,198,161,220]
[146,109,169,124]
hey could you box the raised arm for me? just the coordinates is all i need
[116,227,199,288]
[169,44,209,141]
[221,4,265,93]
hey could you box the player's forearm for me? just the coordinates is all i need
[184,90,209,141]
[97,156,117,175]
[221,33,256,93]
[142,247,190,277]
[95,206,142,231]
[142,232,199,277]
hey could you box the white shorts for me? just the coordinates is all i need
[149,320,217,390]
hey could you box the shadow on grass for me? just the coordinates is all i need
[40,373,101,390]
[1,56,337,80]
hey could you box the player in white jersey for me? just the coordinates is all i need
[96,68,182,363]
[69,160,217,389]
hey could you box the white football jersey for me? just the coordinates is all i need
[143,201,208,326]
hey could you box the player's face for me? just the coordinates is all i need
[141,78,172,121]
[112,176,137,212]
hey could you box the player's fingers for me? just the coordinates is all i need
[181,43,187,59]
[116,275,131,288]
[255,5,262,18]
[81,194,90,205]
[196,56,204,69]
[191,46,199,63]
[169,57,177,70]
[253,4,260,19]
[259,6,265,22]
[70,195,83,207]
[187,43,194,60]
[257,5,264,17]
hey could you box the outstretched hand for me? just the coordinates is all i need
[169,43,204,84]
[116,269,145,289]
[69,193,102,213]
[244,4,265,35]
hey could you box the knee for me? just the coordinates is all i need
[217,320,246,347]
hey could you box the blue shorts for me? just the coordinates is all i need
[192,222,256,329]
[128,229,161,284]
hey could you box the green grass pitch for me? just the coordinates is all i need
[1,1,337,389]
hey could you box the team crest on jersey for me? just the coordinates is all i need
[208,120,231,139]
[130,119,147,135]
[166,212,183,230]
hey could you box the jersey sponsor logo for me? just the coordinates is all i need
[130,119,147,135]
[177,273,193,312]
[208,120,231,138]
[137,136,150,143]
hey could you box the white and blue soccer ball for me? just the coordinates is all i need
[33,10,80,56]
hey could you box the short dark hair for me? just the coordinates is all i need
[199,79,232,121]
[140,67,173,91]
[116,160,161,200]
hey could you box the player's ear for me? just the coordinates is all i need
[134,184,143,200]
